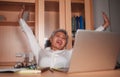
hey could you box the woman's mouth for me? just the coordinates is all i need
[56,40,62,46]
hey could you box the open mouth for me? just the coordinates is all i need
[56,40,62,46]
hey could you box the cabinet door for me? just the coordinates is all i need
[84,0,94,30]
[65,0,94,48]
[70,0,94,31]
[35,0,67,48]
[0,1,35,65]
[35,0,94,49]
[35,0,45,48]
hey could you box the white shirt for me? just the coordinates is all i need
[19,18,105,69]
[38,47,72,69]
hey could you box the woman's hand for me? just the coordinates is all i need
[18,5,25,20]
[102,12,110,29]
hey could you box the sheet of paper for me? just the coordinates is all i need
[0,68,41,73]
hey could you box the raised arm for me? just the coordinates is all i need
[102,12,110,29]
[95,12,110,31]
[18,6,41,64]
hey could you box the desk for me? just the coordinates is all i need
[0,70,120,77]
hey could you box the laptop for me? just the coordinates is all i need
[68,30,120,73]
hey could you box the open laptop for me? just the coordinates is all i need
[68,30,120,73]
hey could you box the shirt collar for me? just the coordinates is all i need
[45,47,65,54]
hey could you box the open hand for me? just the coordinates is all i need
[18,5,25,20]
[102,12,110,29]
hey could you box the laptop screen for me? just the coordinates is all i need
[68,30,120,73]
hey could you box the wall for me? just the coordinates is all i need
[109,0,120,64]
[92,0,110,31]
[109,0,120,33]
[93,0,120,32]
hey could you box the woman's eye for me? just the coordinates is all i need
[55,34,66,40]
[56,35,60,37]
[62,37,66,40]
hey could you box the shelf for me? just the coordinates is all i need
[0,21,35,26]
[0,0,60,3]
[71,0,84,3]
[45,0,59,2]
[0,1,35,12]
[0,0,35,3]
[0,62,16,66]
[0,21,18,26]
[27,21,35,26]
[71,3,84,13]
[0,2,35,24]
[45,1,59,12]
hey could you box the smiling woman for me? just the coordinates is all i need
[18,7,72,72]
[49,29,68,50]
[18,4,110,72]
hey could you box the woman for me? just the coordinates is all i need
[18,7,110,71]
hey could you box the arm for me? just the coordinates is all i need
[19,18,41,64]
[18,6,41,64]
[95,12,110,31]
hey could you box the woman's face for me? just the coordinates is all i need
[50,32,67,51]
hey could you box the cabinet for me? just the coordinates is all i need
[0,0,35,65]
[36,0,94,49]
[0,0,93,65]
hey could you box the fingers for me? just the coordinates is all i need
[102,12,109,23]
[18,5,25,20]
[102,12,110,28]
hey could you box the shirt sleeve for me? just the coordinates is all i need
[67,49,73,61]
[19,18,41,64]
[95,25,105,31]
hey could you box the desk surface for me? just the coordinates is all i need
[0,70,120,77]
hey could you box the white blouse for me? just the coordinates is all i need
[19,18,105,69]
[38,47,72,69]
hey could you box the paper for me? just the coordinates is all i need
[17,69,41,74]
[0,68,41,73]
[0,68,22,73]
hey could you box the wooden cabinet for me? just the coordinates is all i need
[67,0,94,48]
[0,0,35,65]
[36,0,94,49]
[0,0,93,65]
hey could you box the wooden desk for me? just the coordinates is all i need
[0,70,120,77]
